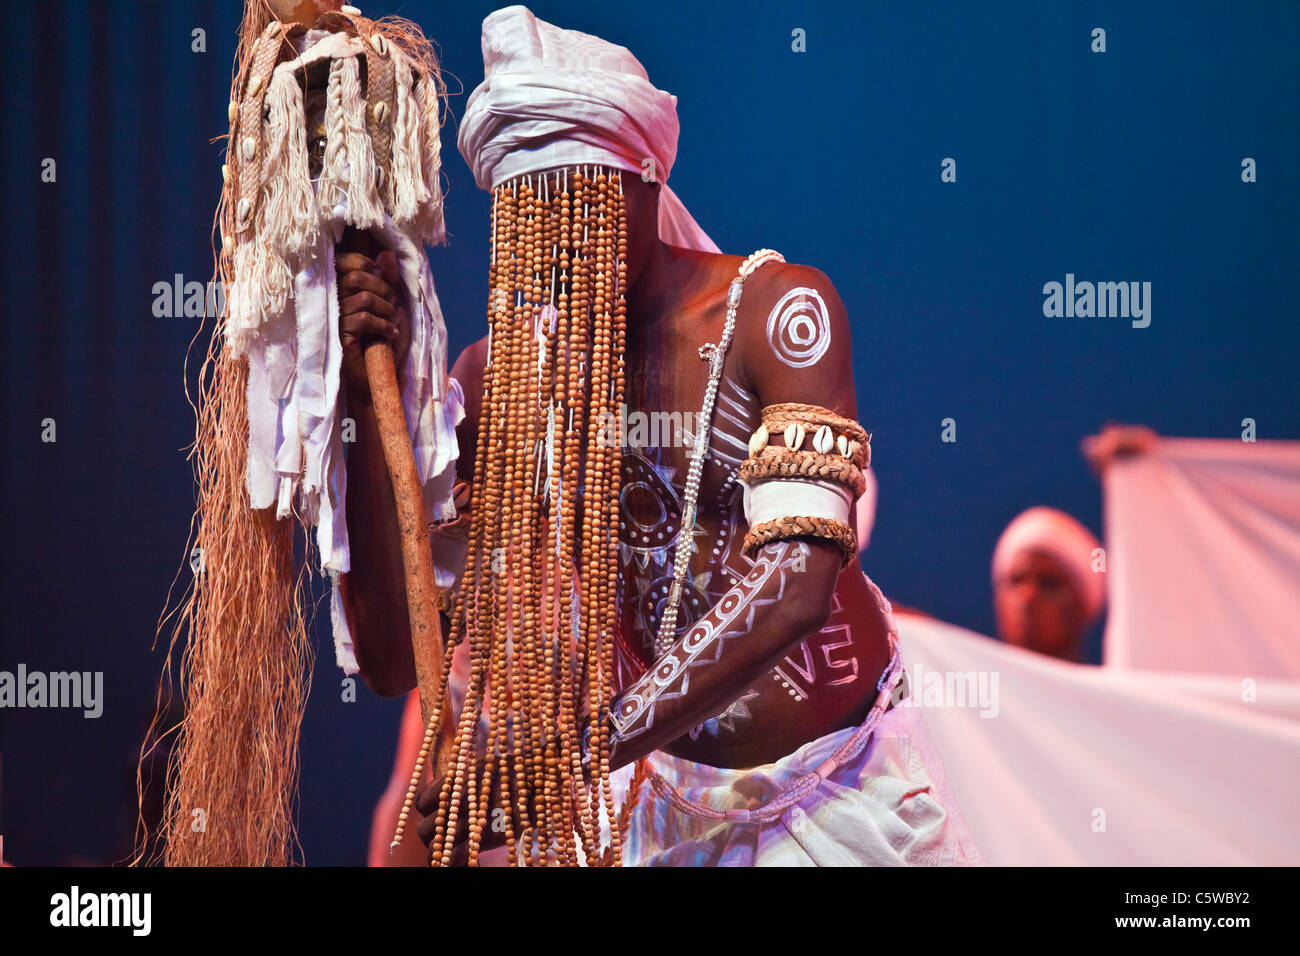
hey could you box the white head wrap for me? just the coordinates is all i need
[992,506,1106,620]
[457,4,719,253]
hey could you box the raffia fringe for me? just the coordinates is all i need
[317,58,352,215]
[262,70,319,263]
[413,67,447,246]
[389,55,430,229]
[228,39,448,353]
[224,31,291,357]
[333,55,385,231]
[225,239,292,356]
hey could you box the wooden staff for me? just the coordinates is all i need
[344,230,451,756]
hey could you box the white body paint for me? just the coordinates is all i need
[765,286,831,368]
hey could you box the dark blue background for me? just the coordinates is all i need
[2,0,1296,865]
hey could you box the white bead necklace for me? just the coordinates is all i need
[652,247,786,657]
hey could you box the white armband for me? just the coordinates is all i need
[742,478,853,527]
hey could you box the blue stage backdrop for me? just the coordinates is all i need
[1,0,1296,865]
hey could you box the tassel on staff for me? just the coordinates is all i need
[138,0,455,867]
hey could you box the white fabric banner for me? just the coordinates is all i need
[894,610,1300,865]
[1102,438,1300,679]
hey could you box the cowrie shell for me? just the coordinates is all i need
[341,4,362,14]
[813,425,834,454]
[371,33,387,55]
[242,136,256,160]
[249,75,264,98]
[837,434,849,457]
[221,164,230,184]
[372,101,388,125]
[227,100,238,124]
[784,423,805,449]
[236,198,251,220]
[748,424,769,457]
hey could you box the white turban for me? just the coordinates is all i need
[992,506,1106,620]
[457,4,719,253]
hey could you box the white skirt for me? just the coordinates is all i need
[605,694,986,867]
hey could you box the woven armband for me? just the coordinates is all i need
[739,403,872,565]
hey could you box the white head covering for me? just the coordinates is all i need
[457,4,719,253]
[992,506,1106,620]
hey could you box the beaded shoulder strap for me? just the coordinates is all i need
[652,248,786,657]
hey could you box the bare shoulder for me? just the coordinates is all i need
[736,258,849,352]
[729,257,854,415]
[450,335,489,382]
[750,257,837,291]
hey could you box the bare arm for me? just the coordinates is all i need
[609,538,839,768]
[368,690,430,866]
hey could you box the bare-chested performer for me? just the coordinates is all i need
[342,5,981,866]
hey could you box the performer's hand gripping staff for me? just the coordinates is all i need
[143,0,458,865]
[336,224,454,768]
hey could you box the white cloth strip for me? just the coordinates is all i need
[742,477,853,528]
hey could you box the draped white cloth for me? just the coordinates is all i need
[1102,438,1300,679]
[469,659,987,867]
[248,32,464,675]
[605,693,986,866]
[458,4,719,253]
[893,609,1300,866]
